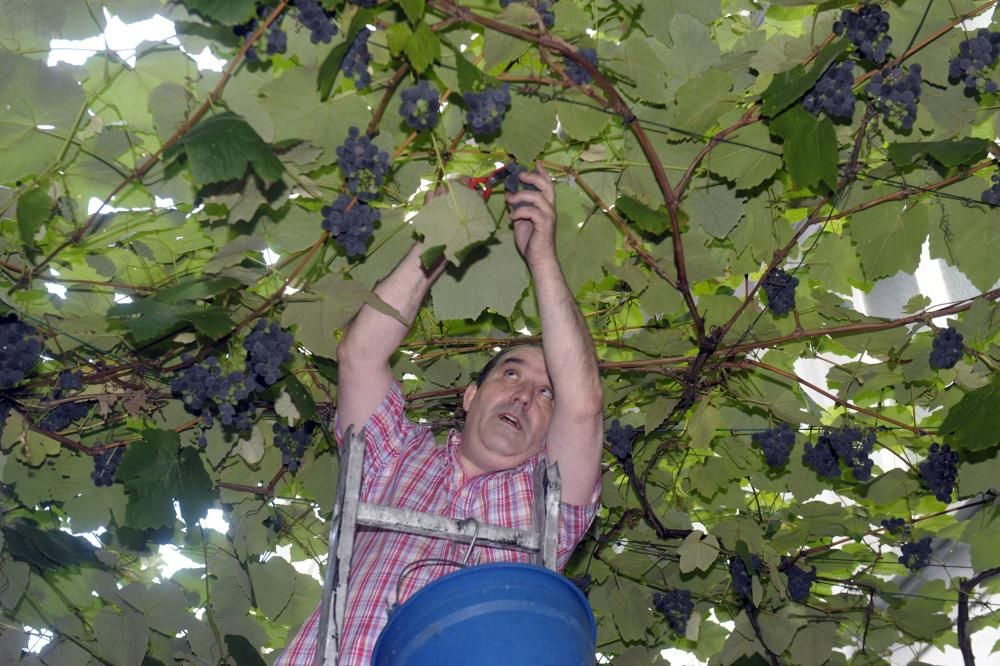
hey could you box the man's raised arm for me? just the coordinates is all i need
[507,167,604,506]
[336,240,445,434]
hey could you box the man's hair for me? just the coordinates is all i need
[474,344,543,386]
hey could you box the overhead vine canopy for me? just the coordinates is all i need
[1,0,999,664]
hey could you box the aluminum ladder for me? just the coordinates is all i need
[313,426,563,666]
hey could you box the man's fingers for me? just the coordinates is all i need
[506,189,552,212]
[518,167,555,200]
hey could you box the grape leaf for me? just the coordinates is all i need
[115,429,216,530]
[938,377,1000,452]
[167,112,283,185]
[770,106,838,191]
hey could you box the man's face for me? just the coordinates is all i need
[460,347,555,474]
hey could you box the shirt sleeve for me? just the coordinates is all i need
[334,380,413,472]
[556,474,602,571]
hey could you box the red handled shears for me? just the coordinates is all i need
[466,164,515,200]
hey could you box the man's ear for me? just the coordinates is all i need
[463,384,478,411]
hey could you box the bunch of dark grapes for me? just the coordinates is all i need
[564,47,597,85]
[652,589,694,634]
[0,315,42,388]
[802,60,856,120]
[336,127,391,198]
[760,268,799,315]
[948,29,1000,94]
[399,80,440,132]
[500,0,555,29]
[929,326,964,369]
[781,559,817,603]
[751,422,795,467]
[867,64,922,130]
[341,29,372,89]
[273,421,314,472]
[234,4,287,61]
[295,0,337,44]
[91,446,125,487]
[833,4,892,64]
[880,517,906,535]
[606,419,638,470]
[56,370,83,392]
[504,163,540,209]
[40,401,91,432]
[729,555,762,602]
[983,172,1000,206]
[919,443,959,502]
[243,319,294,389]
[899,536,932,571]
[463,85,512,137]
[803,426,875,481]
[322,195,379,256]
[0,400,11,441]
[170,357,255,431]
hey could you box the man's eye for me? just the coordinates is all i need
[504,369,517,378]
[540,388,554,400]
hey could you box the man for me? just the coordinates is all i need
[277,167,604,665]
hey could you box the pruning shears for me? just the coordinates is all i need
[466,163,515,200]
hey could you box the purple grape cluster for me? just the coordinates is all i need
[983,172,1000,206]
[867,64,922,130]
[729,555,762,602]
[463,85,512,137]
[504,163,540,209]
[751,422,795,467]
[802,426,875,481]
[568,574,592,596]
[652,589,694,634]
[244,319,294,388]
[170,357,255,431]
[336,127,391,198]
[881,517,906,534]
[0,400,11,441]
[899,536,932,571]
[91,446,125,487]
[761,268,799,315]
[948,29,1000,94]
[322,195,379,256]
[57,370,83,391]
[564,47,597,85]
[400,80,440,132]
[40,401,91,432]
[606,419,637,467]
[295,0,337,44]
[919,443,959,502]
[0,315,41,388]
[500,0,555,29]
[929,326,964,369]
[782,559,817,603]
[273,421,314,472]
[342,29,372,89]
[802,60,856,120]
[234,4,287,61]
[833,4,892,64]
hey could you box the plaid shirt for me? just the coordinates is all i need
[275,380,600,666]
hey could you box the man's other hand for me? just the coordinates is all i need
[506,165,557,267]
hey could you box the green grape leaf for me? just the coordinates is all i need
[167,112,283,185]
[938,377,1000,452]
[770,106,838,191]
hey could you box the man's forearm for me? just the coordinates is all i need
[339,242,442,363]
[337,242,444,433]
[531,257,602,414]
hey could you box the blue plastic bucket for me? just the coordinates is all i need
[372,562,596,665]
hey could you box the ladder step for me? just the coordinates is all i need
[356,502,541,553]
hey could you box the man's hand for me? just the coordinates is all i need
[505,165,558,268]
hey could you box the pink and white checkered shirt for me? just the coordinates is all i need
[274,380,600,666]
